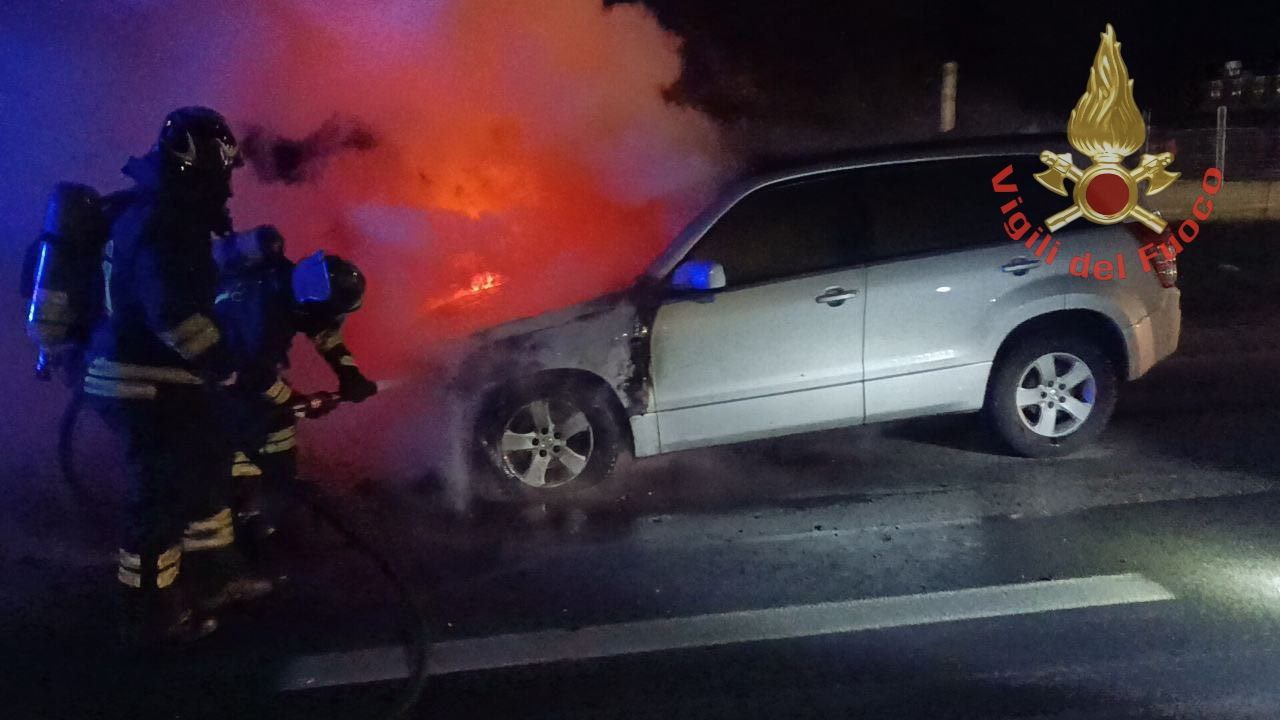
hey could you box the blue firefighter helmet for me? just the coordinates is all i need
[292,251,365,317]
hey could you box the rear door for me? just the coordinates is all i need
[650,171,871,451]
[859,155,1067,422]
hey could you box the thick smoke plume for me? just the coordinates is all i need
[1,0,729,494]
[241,116,378,185]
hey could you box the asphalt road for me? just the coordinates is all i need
[10,318,1280,719]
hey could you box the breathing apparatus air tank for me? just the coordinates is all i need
[25,183,105,379]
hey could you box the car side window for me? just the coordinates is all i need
[859,155,1061,263]
[685,172,869,287]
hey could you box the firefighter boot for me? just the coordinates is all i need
[230,464,278,568]
[182,508,275,612]
[234,505,278,566]
[116,546,218,647]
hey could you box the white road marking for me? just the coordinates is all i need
[278,573,1173,690]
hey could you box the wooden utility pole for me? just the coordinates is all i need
[940,61,958,133]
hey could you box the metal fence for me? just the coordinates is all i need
[1149,125,1280,180]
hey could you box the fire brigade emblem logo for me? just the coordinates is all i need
[1035,24,1179,233]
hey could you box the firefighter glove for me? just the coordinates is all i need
[338,368,378,403]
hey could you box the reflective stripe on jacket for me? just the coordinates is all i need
[83,357,202,400]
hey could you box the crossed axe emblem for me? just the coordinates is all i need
[1034,150,1180,234]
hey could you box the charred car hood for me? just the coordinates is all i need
[473,291,636,343]
[451,286,651,414]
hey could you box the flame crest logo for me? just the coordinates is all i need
[1035,24,1179,233]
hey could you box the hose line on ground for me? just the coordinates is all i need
[57,388,87,503]
[281,474,432,720]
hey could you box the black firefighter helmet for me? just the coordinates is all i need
[293,251,366,318]
[157,106,244,189]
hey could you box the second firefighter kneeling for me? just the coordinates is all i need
[212,226,376,549]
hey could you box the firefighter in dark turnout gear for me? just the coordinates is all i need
[211,227,375,550]
[84,107,267,643]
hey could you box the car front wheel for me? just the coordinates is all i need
[985,333,1118,458]
[476,378,623,502]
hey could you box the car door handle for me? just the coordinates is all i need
[1001,258,1041,275]
[815,287,859,306]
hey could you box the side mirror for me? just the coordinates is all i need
[671,260,726,292]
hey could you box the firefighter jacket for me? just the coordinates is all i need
[211,240,356,399]
[84,153,234,400]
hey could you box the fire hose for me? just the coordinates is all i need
[57,386,430,720]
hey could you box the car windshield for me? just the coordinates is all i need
[6,3,1280,719]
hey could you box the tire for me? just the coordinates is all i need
[474,377,623,503]
[984,332,1118,458]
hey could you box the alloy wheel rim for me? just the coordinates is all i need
[1015,352,1097,438]
[500,399,594,488]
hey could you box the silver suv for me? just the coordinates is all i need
[451,138,1181,500]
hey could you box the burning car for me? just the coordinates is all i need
[449,136,1182,502]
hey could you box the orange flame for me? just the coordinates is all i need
[468,270,502,293]
[1067,24,1146,161]
[419,269,508,315]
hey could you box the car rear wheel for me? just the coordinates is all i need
[476,378,622,502]
[985,333,1118,458]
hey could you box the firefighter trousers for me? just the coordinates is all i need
[93,386,243,606]
[229,396,298,562]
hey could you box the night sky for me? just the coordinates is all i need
[635,1,1280,153]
